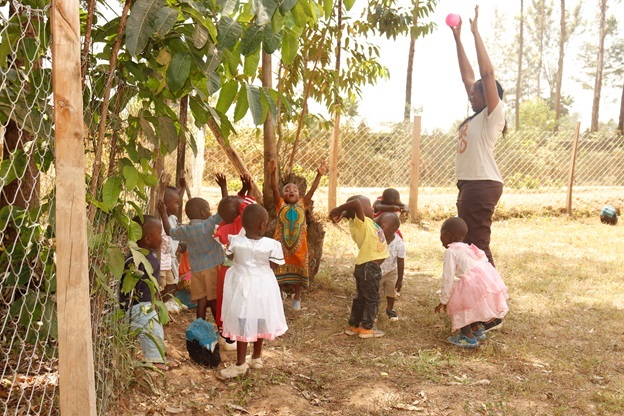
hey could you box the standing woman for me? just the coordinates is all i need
[451,6,507,267]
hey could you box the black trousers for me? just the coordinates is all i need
[348,261,382,330]
[456,180,503,267]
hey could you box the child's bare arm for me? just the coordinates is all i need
[304,160,328,206]
[177,177,187,201]
[239,173,254,197]
[157,201,172,235]
[215,173,228,198]
[396,257,405,292]
[270,261,279,270]
[329,199,365,223]
[374,200,401,213]
[268,159,281,208]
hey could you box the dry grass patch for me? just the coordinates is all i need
[111,216,624,415]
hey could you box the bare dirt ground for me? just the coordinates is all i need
[109,216,624,416]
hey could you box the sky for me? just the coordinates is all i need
[349,0,623,132]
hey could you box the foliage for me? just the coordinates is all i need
[519,98,557,131]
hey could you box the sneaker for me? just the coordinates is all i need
[219,336,237,351]
[386,309,399,321]
[245,355,264,369]
[344,326,362,336]
[473,327,486,341]
[447,333,479,348]
[220,362,249,379]
[358,326,385,339]
[292,299,301,311]
[483,318,503,332]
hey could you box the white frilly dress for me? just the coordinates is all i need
[441,242,510,331]
[221,235,288,342]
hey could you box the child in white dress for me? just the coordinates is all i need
[220,204,288,378]
[434,217,509,348]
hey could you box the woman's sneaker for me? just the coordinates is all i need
[344,326,362,336]
[386,309,399,321]
[447,333,479,348]
[483,318,503,332]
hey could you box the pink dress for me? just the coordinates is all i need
[440,242,510,331]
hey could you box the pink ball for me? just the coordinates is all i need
[445,13,460,28]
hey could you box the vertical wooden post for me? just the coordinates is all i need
[408,116,422,222]
[328,111,340,211]
[566,121,581,215]
[51,0,98,412]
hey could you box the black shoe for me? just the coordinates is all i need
[483,318,503,332]
[386,309,399,321]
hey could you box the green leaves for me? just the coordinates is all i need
[281,30,299,65]
[218,17,243,50]
[158,116,178,152]
[263,24,283,53]
[102,177,123,210]
[126,0,166,56]
[216,80,239,113]
[154,7,179,38]
[240,24,264,56]
[166,52,191,91]
[246,84,263,125]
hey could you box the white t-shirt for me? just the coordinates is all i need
[455,100,506,183]
[380,234,406,276]
[161,215,179,273]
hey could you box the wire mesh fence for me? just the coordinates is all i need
[202,121,624,219]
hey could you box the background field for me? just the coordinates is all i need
[110,215,624,416]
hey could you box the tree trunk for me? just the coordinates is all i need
[554,0,565,132]
[618,82,624,135]
[262,51,278,207]
[536,0,545,97]
[404,0,419,121]
[591,0,608,133]
[515,0,524,131]
[176,95,188,220]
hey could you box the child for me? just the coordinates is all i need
[268,159,327,311]
[214,173,256,351]
[375,213,406,321]
[170,198,224,322]
[119,215,179,371]
[373,188,409,219]
[220,204,288,378]
[434,217,510,348]
[329,196,388,338]
[157,178,187,304]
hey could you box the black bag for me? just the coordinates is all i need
[186,339,221,368]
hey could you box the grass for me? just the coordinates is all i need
[110,216,624,415]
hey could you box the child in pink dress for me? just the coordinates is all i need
[434,217,509,348]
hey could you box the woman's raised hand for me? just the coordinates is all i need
[469,5,479,34]
[450,15,462,39]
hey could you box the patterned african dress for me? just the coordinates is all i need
[273,198,309,288]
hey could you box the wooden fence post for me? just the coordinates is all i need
[566,121,582,215]
[408,115,422,222]
[328,111,340,211]
[51,0,98,412]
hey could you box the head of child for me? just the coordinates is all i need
[381,188,402,206]
[218,195,243,224]
[440,217,468,248]
[376,212,400,243]
[134,215,163,251]
[242,204,268,239]
[342,195,374,220]
[282,183,300,204]
[163,186,180,216]
[185,197,211,220]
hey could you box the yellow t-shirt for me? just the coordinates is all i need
[349,216,388,265]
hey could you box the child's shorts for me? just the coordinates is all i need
[159,269,177,291]
[190,267,218,301]
[379,269,398,298]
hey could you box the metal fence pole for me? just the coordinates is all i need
[51,0,98,411]
[566,121,582,215]
[408,115,422,221]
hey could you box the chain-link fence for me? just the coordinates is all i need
[203,121,624,219]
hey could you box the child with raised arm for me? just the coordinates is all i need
[213,173,256,351]
[170,198,223,323]
[157,178,187,305]
[119,215,179,371]
[329,196,388,338]
[220,204,288,378]
[434,217,510,348]
[269,159,327,311]
[375,213,406,321]
[373,188,409,219]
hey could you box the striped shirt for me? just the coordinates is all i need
[170,214,224,272]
